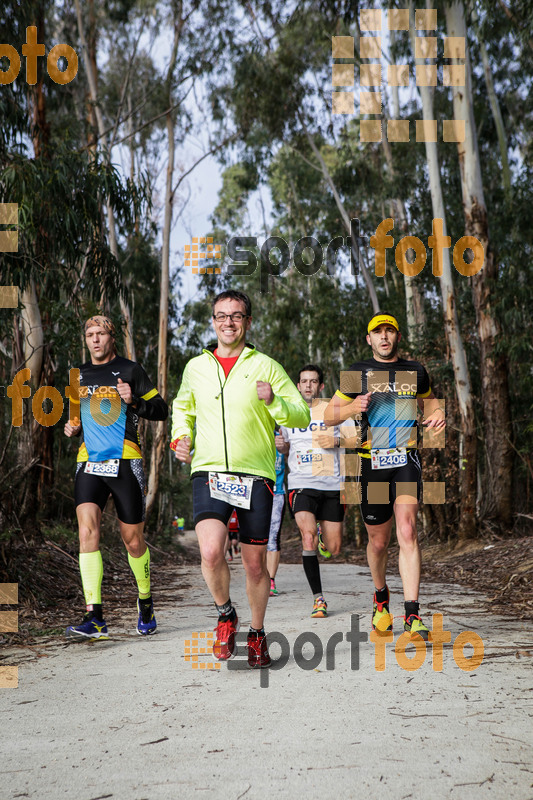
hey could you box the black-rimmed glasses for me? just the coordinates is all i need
[212,312,248,322]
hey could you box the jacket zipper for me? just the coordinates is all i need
[207,349,249,472]
[218,366,229,472]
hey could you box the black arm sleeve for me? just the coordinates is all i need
[131,364,168,421]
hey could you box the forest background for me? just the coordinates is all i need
[1,0,532,603]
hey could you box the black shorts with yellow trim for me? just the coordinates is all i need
[358,449,422,526]
[75,459,146,524]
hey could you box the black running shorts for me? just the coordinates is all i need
[359,449,421,526]
[192,473,274,545]
[75,459,146,524]
[288,488,345,522]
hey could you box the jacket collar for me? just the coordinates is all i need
[204,342,255,357]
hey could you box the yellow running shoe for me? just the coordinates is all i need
[372,589,393,634]
[311,596,328,618]
[404,614,431,641]
[317,524,331,559]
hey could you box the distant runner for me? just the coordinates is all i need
[278,365,354,618]
[324,313,445,639]
[171,291,309,668]
[64,315,168,640]
[226,510,240,562]
[267,434,286,596]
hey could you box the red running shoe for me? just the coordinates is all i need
[247,630,272,668]
[213,614,239,660]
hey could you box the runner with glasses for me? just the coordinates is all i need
[171,291,310,668]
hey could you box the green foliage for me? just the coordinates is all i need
[1,0,533,542]
[0,146,138,302]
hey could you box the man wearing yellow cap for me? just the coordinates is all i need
[64,315,168,640]
[324,312,445,640]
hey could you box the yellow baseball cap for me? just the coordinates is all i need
[367,313,399,333]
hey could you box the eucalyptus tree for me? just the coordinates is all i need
[445,0,513,528]
[0,1,146,522]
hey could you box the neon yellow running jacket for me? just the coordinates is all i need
[171,344,310,481]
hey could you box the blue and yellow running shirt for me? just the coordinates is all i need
[75,356,168,462]
[335,357,432,450]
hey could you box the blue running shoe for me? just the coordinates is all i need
[137,598,157,635]
[66,613,109,641]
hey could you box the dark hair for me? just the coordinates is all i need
[212,290,252,317]
[298,364,324,384]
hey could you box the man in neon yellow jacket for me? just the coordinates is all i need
[171,290,309,669]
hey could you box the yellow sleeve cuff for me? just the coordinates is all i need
[335,389,353,402]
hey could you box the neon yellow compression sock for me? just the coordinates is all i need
[128,547,151,598]
[79,550,103,606]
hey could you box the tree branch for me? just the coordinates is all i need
[171,132,239,198]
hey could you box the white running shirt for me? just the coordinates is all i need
[281,399,354,490]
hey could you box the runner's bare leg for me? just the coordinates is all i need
[196,519,231,605]
[240,543,270,629]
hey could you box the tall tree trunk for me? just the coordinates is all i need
[409,0,477,539]
[145,6,183,520]
[24,3,47,387]
[445,1,513,529]
[248,5,379,310]
[20,279,44,386]
[470,6,511,197]
[300,117,380,312]
[86,0,98,154]
[17,3,55,515]
[381,133,426,344]
[74,0,136,360]
[385,32,426,345]
[145,112,174,520]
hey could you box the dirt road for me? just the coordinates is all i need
[1,561,532,800]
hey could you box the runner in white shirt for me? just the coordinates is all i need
[278,365,353,618]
